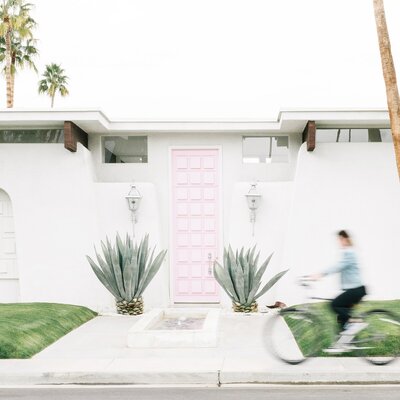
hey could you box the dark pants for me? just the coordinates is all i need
[331,286,367,330]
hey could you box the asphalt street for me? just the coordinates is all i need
[0,385,399,400]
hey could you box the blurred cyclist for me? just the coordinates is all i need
[310,230,367,338]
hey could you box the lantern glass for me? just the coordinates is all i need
[245,184,262,210]
[126,185,142,212]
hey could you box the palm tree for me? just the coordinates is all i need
[0,0,36,108]
[373,0,400,178]
[38,63,69,107]
[0,36,38,105]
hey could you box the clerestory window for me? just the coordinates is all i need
[242,136,289,163]
[316,128,392,143]
[102,136,148,163]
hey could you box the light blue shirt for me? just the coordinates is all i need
[323,248,363,290]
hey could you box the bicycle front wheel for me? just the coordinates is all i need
[355,309,400,365]
[265,308,323,365]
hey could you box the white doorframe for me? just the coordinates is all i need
[168,146,223,304]
[0,188,20,302]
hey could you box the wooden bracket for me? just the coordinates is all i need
[64,121,89,152]
[302,120,316,152]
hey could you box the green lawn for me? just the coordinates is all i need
[0,303,97,359]
[285,300,400,357]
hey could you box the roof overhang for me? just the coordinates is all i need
[0,108,390,134]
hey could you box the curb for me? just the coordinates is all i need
[220,371,400,385]
[1,369,400,386]
[0,371,220,386]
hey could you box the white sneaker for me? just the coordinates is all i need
[341,322,368,336]
[323,345,352,354]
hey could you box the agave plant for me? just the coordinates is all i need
[87,233,167,315]
[213,246,288,313]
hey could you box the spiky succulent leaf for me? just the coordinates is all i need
[101,240,112,267]
[86,256,123,300]
[116,233,126,269]
[111,244,126,298]
[249,248,259,290]
[228,246,245,304]
[212,246,288,307]
[95,247,117,290]
[223,254,238,300]
[124,255,138,301]
[225,248,236,293]
[136,249,167,296]
[133,245,141,294]
[138,234,149,284]
[213,260,239,302]
[254,269,289,300]
[253,252,274,289]
[87,234,165,302]
[239,250,250,298]
[246,281,261,305]
[123,240,132,272]
[249,245,257,268]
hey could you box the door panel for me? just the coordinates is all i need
[0,191,18,279]
[171,149,220,303]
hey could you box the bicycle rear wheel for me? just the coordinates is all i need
[265,308,323,365]
[355,309,400,365]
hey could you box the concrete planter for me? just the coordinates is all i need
[127,308,220,348]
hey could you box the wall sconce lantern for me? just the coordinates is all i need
[245,183,262,236]
[126,184,142,237]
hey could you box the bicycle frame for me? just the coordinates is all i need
[268,278,400,365]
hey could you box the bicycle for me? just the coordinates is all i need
[264,277,400,365]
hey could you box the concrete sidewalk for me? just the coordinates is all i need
[0,312,399,385]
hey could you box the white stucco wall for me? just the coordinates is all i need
[0,143,168,311]
[89,132,301,285]
[89,133,300,309]
[93,183,167,309]
[227,182,293,308]
[0,143,103,309]
[0,281,19,303]
[280,143,400,306]
[2,135,398,312]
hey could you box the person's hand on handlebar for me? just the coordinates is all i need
[303,274,323,281]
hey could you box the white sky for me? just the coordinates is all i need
[2,0,400,119]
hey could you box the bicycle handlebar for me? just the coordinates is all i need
[296,276,316,287]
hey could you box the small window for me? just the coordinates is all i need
[0,129,64,143]
[316,128,393,143]
[243,136,289,163]
[380,129,393,142]
[103,136,148,163]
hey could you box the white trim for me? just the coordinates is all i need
[0,108,391,134]
[168,146,223,305]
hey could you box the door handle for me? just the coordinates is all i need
[207,253,212,276]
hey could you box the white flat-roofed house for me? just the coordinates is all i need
[0,109,398,311]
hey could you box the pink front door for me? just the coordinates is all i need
[171,149,220,303]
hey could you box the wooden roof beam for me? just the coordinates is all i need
[302,120,316,151]
[64,121,89,152]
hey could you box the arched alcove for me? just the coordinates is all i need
[0,189,19,302]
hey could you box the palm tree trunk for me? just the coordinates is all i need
[373,0,400,178]
[51,93,55,108]
[10,71,15,106]
[10,50,16,106]
[5,28,13,108]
